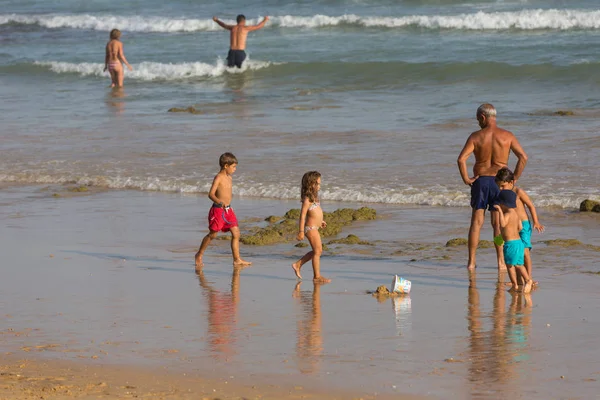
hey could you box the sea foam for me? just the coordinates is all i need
[0,172,592,209]
[3,9,600,32]
[34,60,274,80]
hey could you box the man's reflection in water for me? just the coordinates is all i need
[467,272,532,396]
[293,281,323,374]
[106,88,125,114]
[196,267,241,361]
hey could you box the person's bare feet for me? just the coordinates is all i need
[508,285,520,293]
[467,264,476,271]
[523,279,533,294]
[291,262,302,280]
[194,252,203,269]
[313,276,331,284]
[233,258,252,266]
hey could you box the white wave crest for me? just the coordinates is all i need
[34,59,274,80]
[0,172,593,209]
[4,9,600,32]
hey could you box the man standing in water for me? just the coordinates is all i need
[457,104,528,272]
[213,15,269,68]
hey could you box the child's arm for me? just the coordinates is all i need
[518,189,545,233]
[296,198,310,241]
[118,42,133,71]
[493,205,508,228]
[213,16,233,30]
[207,175,224,206]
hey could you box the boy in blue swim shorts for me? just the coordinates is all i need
[494,189,533,293]
[495,168,545,285]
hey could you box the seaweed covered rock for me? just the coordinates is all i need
[240,206,377,246]
[543,239,583,247]
[580,199,600,212]
[265,215,282,223]
[446,238,495,248]
[328,234,373,246]
[446,238,468,247]
[478,240,495,249]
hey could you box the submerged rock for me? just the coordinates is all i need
[554,110,575,116]
[68,186,88,192]
[580,199,600,212]
[168,106,202,114]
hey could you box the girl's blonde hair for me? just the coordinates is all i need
[110,29,121,40]
[301,171,321,203]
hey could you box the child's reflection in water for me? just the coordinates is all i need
[196,267,242,360]
[293,281,323,374]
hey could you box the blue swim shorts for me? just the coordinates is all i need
[503,239,525,267]
[470,176,500,211]
[520,220,532,249]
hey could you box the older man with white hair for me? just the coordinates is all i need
[457,103,528,272]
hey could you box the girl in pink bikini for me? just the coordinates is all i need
[293,171,330,284]
[104,29,133,88]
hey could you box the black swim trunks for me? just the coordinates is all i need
[470,176,500,211]
[227,49,246,68]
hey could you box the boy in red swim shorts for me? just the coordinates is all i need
[195,153,252,270]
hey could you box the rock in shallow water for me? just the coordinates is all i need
[580,199,600,212]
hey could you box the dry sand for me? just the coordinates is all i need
[1,355,419,400]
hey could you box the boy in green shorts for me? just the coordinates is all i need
[494,190,533,293]
[495,168,545,284]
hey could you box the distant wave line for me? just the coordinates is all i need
[3,9,600,32]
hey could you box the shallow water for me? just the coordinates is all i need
[1,0,599,209]
[1,186,599,399]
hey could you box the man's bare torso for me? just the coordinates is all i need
[229,26,249,50]
[470,126,515,177]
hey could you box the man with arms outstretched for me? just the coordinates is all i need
[213,15,269,68]
[457,103,528,272]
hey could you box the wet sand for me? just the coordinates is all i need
[1,185,600,399]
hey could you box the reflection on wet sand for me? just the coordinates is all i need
[467,273,532,397]
[106,88,125,114]
[293,282,323,374]
[196,268,241,361]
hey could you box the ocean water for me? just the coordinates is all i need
[1,0,599,208]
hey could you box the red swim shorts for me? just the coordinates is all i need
[208,206,238,233]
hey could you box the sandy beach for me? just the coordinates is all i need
[1,184,599,399]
